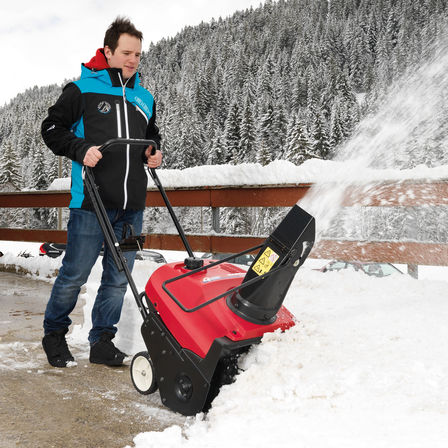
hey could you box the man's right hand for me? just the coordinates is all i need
[83,146,102,167]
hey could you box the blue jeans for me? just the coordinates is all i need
[44,208,143,344]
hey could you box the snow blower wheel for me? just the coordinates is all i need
[131,351,158,395]
[174,374,194,402]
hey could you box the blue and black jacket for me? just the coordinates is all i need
[42,61,161,210]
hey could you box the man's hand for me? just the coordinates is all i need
[145,146,162,168]
[83,146,102,167]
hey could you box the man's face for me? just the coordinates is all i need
[105,33,142,80]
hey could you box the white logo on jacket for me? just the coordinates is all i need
[97,101,111,114]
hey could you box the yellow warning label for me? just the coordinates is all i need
[251,247,279,276]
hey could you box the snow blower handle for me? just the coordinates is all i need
[97,138,158,154]
[146,162,197,261]
[95,138,196,261]
[84,137,162,320]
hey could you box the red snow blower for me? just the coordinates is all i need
[85,138,315,416]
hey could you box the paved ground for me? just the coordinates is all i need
[0,272,184,448]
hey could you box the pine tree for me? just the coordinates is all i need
[239,97,256,162]
[0,139,22,191]
[45,148,60,188]
[256,57,273,104]
[223,100,241,164]
[256,103,275,165]
[159,108,177,163]
[271,104,287,156]
[310,110,331,159]
[185,112,206,166]
[17,122,34,158]
[329,100,345,156]
[374,34,393,88]
[291,72,309,111]
[203,112,220,163]
[31,144,48,190]
[192,65,215,120]
[208,131,227,165]
[284,114,313,165]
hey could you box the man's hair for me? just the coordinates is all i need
[104,17,143,53]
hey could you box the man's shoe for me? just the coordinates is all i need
[89,332,127,366]
[42,328,75,368]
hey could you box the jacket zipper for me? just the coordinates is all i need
[118,73,131,209]
[115,101,122,137]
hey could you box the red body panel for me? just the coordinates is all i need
[145,261,295,358]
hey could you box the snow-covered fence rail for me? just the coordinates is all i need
[1,181,447,269]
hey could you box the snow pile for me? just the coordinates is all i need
[46,158,448,192]
[149,159,448,188]
[0,248,61,280]
[69,257,163,356]
[126,270,448,448]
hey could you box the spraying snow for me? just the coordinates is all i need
[300,34,448,239]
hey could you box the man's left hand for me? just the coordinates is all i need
[145,147,162,168]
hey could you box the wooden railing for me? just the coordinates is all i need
[1,181,448,274]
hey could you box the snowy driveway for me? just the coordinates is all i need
[0,271,183,448]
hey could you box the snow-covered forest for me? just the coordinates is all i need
[0,0,447,234]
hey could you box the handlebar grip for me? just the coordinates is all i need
[98,138,158,154]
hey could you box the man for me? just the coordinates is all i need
[41,17,162,367]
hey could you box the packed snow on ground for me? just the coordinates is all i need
[1,241,448,447]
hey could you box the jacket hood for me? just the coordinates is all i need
[84,48,109,71]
